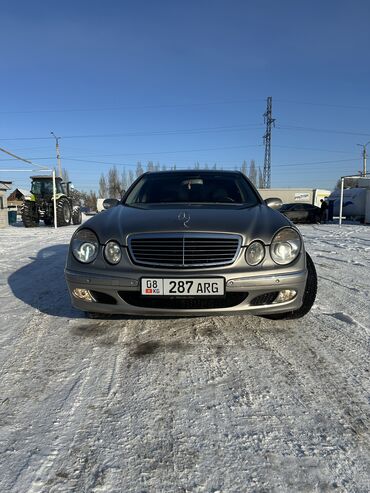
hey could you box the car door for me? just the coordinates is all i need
[291,204,306,222]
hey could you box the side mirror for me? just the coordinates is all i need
[265,197,283,209]
[103,198,120,210]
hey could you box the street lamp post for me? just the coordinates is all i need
[357,141,370,177]
[51,131,62,178]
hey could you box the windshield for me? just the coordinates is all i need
[124,172,261,207]
[31,180,54,195]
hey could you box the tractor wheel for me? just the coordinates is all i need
[56,197,72,226]
[21,201,39,228]
[262,253,317,320]
[72,206,82,225]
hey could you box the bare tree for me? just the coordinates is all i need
[108,166,122,199]
[136,161,144,178]
[335,176,361,189]
[83,190,97,211]
[241,160,247,176]
[258,167,264,188]
[249,160,257,185]
[121,169,128,194]
[62,168,70,183]
[98,173,108,198]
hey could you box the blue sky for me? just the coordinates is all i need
[1,0,370,193]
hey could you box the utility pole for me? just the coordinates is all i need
[262,96,275,188]
[357,141,369,177]
[51,131,62,178]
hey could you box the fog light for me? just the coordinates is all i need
[72,288,95,302]
[274,289,297,303]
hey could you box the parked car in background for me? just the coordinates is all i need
[65,170,317,320]
[279,203,321,223]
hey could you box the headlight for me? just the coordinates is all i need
[104,240,122,264]
[270,228,301,265]
[72,229,99,263]
[246,241,265,266]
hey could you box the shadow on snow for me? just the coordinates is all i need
[8,244,82,319]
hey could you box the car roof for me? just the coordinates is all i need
[30,175,63,180]
[143,169,244,176]
[283,202,313,206]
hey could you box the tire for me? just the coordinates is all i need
[262,253,317,320]
[72,206,82,225]
[21,201,39,228]
[56,197,72,226]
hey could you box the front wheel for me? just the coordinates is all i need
[56,197,72,226]
[72,206,82,225]
[262,253,317,320]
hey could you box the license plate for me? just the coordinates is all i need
[141,278,225,296]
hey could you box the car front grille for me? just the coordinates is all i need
[128,233,241,268]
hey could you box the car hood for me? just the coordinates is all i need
[81,204,291,246]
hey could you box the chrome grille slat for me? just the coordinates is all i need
[128,233,241,268]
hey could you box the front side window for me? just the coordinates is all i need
[57,181,65,194]
[124,172,260,207]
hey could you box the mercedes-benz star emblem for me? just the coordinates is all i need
[178,211,190,228]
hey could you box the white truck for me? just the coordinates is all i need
[328,181,370,223]
[258,188,331,207]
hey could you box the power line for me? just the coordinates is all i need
[277,125,370,138]
[0,144,355,161]
[0,157,54,161]
[275,99,370,112]
[2,98,369,114]
[0,147,51,170]
[61,144,264,158]
[3,122,368,142]
[0,152,356,169]
[272,157,356,167]
[0,143,264,162]
[0,124,263,141]
[56,156,356,169]
[273,144,354,154]
[0,99,265,114]
[26,143,352,158]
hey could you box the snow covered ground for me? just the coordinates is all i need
[0,221,369,492]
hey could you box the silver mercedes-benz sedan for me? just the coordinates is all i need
[65,170,317,319]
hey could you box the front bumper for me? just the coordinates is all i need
[65,265,307,317]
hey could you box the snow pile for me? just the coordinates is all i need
[0,223,369,492]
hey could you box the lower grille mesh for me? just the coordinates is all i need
[119,292,248,310]
[250,292,278,306]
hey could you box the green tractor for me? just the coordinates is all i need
[21,176,82,228]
